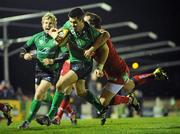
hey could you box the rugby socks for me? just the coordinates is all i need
[27,99,41,122]
[84,90,104,111]
[66,104,73,115]
[56,95,70,119]
[48,90,64,119]
[109,95,129,105]
[132,73,154,86]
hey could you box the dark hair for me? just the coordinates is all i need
[85,12,102,29]
[68,8,85,20]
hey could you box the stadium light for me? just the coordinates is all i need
[0,3,111,24]
[100,3,112,11]
[116,41,175,53]
[121,47,180,59]
[111,32,158,42]
[102,21,138,30]
[132,60,180,72]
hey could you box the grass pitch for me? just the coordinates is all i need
[0,117,180,134]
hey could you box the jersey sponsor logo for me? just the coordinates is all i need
[39,40,44,45]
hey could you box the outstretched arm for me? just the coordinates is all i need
[84,29,110,58]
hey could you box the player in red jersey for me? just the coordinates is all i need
[84,12,168,124]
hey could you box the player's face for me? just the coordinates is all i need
[42,19,56,34]
[69,17,84,32]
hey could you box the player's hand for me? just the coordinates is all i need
[94,68,104,78]
[43,58,54,65]
[24,53,33,61]
[84,49,95,59]
[48,28,58,39]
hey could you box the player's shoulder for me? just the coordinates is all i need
[32,31,44,38]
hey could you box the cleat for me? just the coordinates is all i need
[3,104,13,126]
[97,106,108,117]
[101,117,106,126]
[153,68,168,80]
[36,115,51,126]
[18,120,29,129]
[70,112,77,125]
[98,107,109,125]
[101,112,107,126]
[128,93,140,112]
[51,116,61,125]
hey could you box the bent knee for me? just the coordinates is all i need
[34,93,44,100]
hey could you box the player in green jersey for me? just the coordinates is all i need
[36,8,110,126]
[18,12,65,129]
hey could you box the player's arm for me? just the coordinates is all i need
[94,43,109,77]
[43,52,69,65]
[48,28,69,45]
[84,29,110,58]
[19,35,36,61]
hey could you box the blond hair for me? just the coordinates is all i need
[42,12,57,25]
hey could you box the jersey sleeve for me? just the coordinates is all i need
[26,34,36,47]
[90,25,101,40]
[62,21,71,29]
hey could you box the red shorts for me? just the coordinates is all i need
[60,61,71,76]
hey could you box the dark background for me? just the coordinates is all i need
[0,0,179,97]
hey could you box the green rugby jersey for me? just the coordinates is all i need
[26,31,62,71]
[62,21,101,64]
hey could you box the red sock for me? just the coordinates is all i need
[110,95,129,105]
[56,96,70,119]
[66,104,73,114]
[132,73,154,86]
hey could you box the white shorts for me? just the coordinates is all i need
[104,82,124,94]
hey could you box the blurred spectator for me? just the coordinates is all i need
[0,80,15,99]
[153,97,164,117]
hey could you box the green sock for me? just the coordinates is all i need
[85,90,103,111]
[48,90,64,119]
[27,99,41,122]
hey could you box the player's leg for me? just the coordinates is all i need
[36,70,78,126]
[53,60,76,125]
[52,85,75,125]
[123,68,168,93]
[0,103,13,126]
[48,71,78,119]
[75,79,105,113]
[19,80,51,129]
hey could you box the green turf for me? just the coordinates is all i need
[0,117,180,134]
